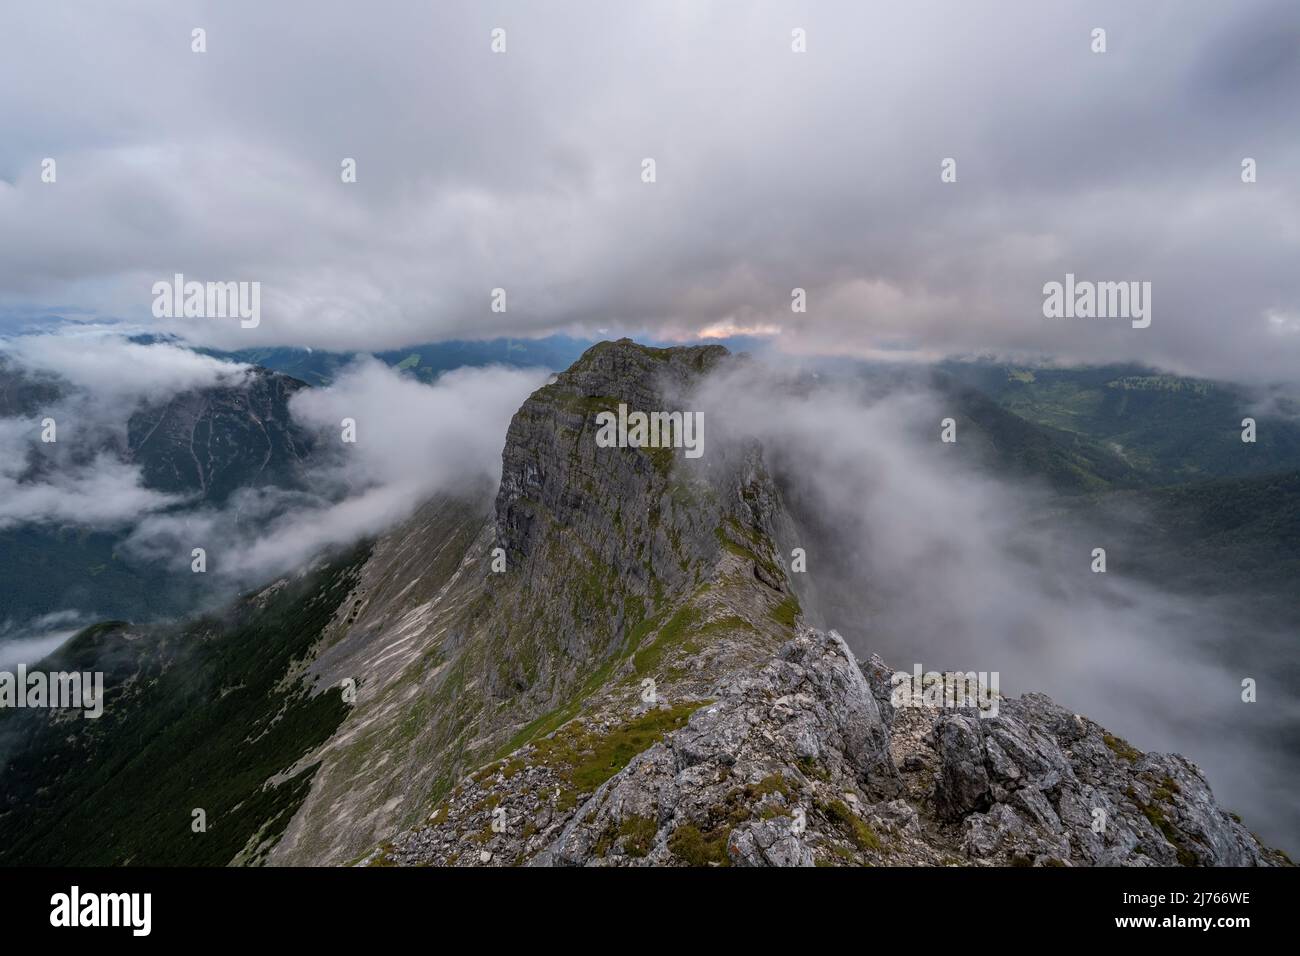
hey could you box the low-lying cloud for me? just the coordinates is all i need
[0,328,248,530]
[0,443,179,530]
[697,359,1300,853]
[0,611,91,671]
[4,327,248,403]
[123,357,548,586]
[0,329,547,633]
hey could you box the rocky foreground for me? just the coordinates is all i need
[370,627,1285,867]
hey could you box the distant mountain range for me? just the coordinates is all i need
[939,360,1300,484]
[196,333,779,386]
[196,335,596,386]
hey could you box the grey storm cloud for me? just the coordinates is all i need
[0,0,1297,381]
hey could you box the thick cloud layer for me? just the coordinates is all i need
[697,360,1300,852]
[4,328,247,403]
[1,1,1297,381]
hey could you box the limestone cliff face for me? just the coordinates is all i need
[486,339,735,704]
[266,339,1284,867]
[496,339,728,599]
[272,339,801,864]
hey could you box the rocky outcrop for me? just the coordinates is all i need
[867,660,1284,867]
[484,338,740,709]
[536,628,899,867]
[496,338,730,584]
[373,626,1285,867]
[275,339,800,864]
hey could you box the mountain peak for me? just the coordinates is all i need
[563,337,731,386]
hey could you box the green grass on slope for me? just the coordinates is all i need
[934,376,1138,493]
[0,543,370,866]
[1100,470,1300,593]
[939,362,1300,483]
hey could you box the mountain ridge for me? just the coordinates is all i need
[0,340,1287,867]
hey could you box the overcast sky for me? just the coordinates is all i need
[1,0,1297,381]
